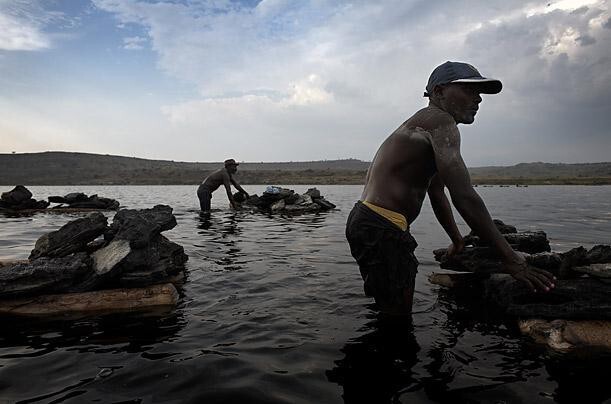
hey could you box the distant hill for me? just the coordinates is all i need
[1,152,609,185]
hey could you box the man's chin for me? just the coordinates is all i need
[458,116,476,125]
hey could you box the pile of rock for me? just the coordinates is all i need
[48,192,120,210]
[238,186,336,214]
[430,219,611,350]
[0,205,188,315]
[0,185,49,210]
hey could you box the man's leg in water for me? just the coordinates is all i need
[346,202,419,316]
[197,185,212,212]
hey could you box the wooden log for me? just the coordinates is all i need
[0,283,179,316]
[519,319,611,351]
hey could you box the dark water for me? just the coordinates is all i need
[1,185,610,403]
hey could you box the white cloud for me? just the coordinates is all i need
[123,35,146,50]
[0,4,50,51]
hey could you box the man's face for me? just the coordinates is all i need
[438,83,483,124]
[227,164,238,174]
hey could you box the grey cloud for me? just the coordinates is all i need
[604,17,611,29]
[576,34,596,46]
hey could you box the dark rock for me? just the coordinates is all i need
[68,195,120,210]
[527,252,563,270]
[434,246,503,274]
[284,193,300,205]
[0,253,93,299]
[106,205,176,247]
[284,203,320,213]
[86,239,108,253]
[587,245,611,264]
[233,191,248,203]
[243,186,336,215]
[64,192,88,204]
[29,212,108,259]
[270,199,285,213]
[0,185,49,210]
[305,188,321,199]
[314,197,336,210]
[463,231,550,254]
[1,185,32,205]
[464,219,517,241]
[114,235,188,287]
[484,274,611,320]
[49,193,120,210]
[48,195,68,204]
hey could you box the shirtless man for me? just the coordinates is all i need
[197,159,249,212]
[346,61,555,315]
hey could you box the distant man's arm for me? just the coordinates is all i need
[230,177,249,198]
[223,172,238,209]
[427,174,464,256]
[429,118,555,292]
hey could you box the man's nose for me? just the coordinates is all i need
[474,93,482,103]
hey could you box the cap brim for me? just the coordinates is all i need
[451,78,502,94]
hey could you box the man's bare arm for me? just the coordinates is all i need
[230,178,249,197]
[223,172,237,208]
[429,117,555,291]
[427,174,463,255]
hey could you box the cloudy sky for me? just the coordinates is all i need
[0,0,609,165]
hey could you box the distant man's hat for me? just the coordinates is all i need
[424,61,502,97]
[224,158,239,167]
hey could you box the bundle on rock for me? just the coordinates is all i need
[0,205,188,316]
[48,192,120,210]
[430,219,611,350]
[237,186,336,214]
[0,185,49,211]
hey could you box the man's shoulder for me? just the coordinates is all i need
[411,106,455,130]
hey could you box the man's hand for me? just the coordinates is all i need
[504,253,556,292]
[447,238,465,257]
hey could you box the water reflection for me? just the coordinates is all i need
[0,310,186,356]
[327,314,420,403]
[195,211,244,271]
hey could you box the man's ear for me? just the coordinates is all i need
[433,84,445,99]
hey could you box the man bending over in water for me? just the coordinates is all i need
[197,159,249,212]
[346,61,555,315]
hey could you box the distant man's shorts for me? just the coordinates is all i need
[345,201,418,307]
[197,184,212,211]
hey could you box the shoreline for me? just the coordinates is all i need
[1,178,610,186]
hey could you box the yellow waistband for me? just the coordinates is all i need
[362,201,408,231]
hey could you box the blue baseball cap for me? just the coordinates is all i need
[424,61,502,97]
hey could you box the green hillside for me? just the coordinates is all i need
[1,152,609,185]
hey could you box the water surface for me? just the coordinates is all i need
[1,185,610,403]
